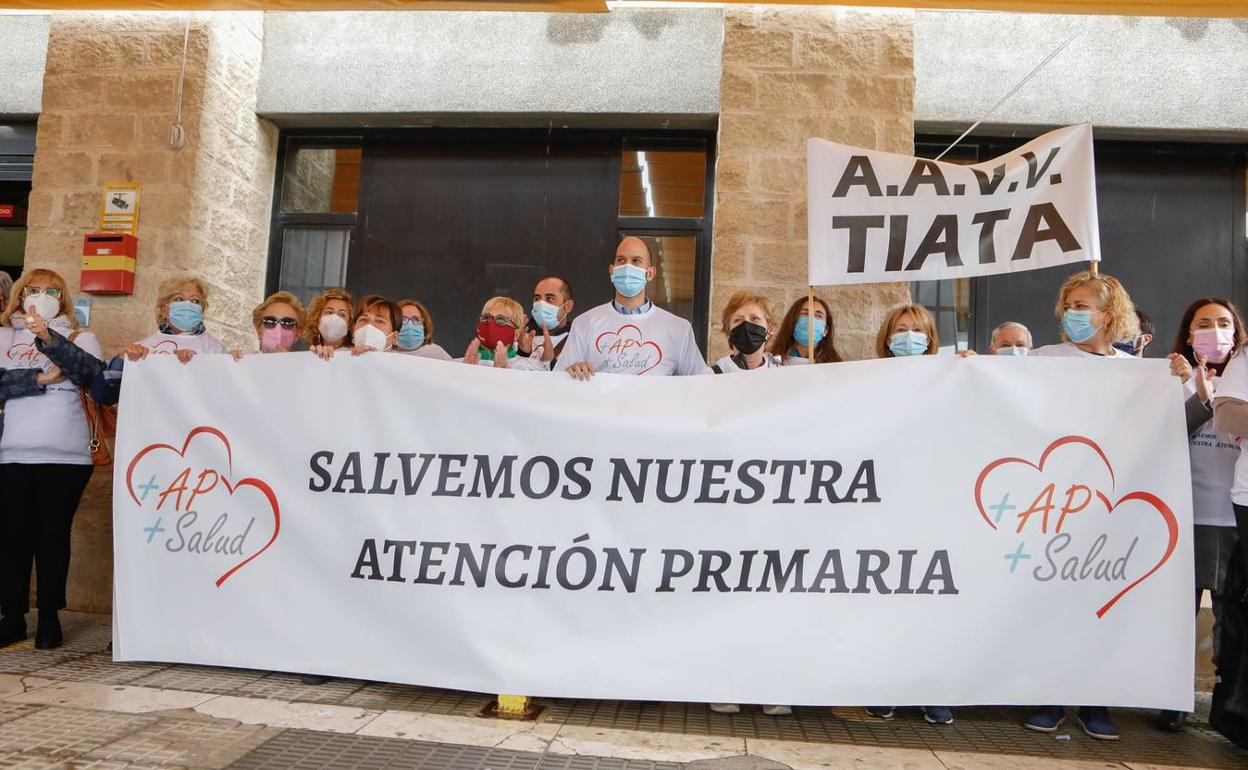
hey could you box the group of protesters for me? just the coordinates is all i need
[1,234,1246,743]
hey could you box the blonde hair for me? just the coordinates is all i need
[303,288,354,346]
[398,298,436,344]
[875,303,939,358]
[155,275,209,321]
[481,296,525,330]
[1054,271,1138,343]
[1,268,78,330]
[720,291,773,336]
[251,291,305,335]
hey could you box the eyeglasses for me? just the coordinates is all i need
[23,286,62,298]
[478,314,516,328]
[260,316,299,329]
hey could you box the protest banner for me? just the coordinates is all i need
[114,353,1191,708]
[808,124,1100,286]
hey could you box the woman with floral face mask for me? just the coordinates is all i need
[393,299,451,360]
[875,304,939,359]
[461,297,546,370]
[304,289,354,356]
[121,276,225,364]
[1149,298,1247,732]
[769,296,843,365]
[0,268,102,650]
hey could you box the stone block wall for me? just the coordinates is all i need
[709,6,915,362]
[22,11,277,613]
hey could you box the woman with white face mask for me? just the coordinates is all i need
[121,276,225,364]
[350,295,401,355]
[305,289,354,357]
[0,268,102,651]
[1153,298,1246,732]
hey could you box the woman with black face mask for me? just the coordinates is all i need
[712,292,780,374]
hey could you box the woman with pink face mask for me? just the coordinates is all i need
[1160,298,1246,731]
[232,292,305,359]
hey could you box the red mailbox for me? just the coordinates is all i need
[81,233,138,295]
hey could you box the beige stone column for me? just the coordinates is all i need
[710,6,915,361]
[24,11,278,612]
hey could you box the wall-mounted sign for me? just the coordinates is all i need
[0,205,13,220]
[100,182,141,234]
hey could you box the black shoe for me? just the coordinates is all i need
[0,616,27,648]
[1155,709,1187,732]
[34,612,62,650]
[299,674,330,685]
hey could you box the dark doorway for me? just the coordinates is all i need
[0,123,36,289]
[917,136,1247,354]
[268,129,715,355]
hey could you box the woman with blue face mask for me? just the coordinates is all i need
[1031,272,1137,361]
[874,304,939,359]
[393,299,451,360]
[121,276,226,364]
[1025,270,1137,741]
[768,296,843,365]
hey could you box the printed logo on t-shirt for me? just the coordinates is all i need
[594,324,664,375]
[148,340,181,355]
[5,342,41,363]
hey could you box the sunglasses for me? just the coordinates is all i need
[478,314,516,328]
[23,286,62,298]
[260,316,299,329]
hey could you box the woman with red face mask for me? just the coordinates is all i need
[461,297,546,371]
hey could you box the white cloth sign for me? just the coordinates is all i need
[808,124,1101,285]
[114,353,1192,709]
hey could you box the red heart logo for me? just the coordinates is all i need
[594,324,664,375]
[974,436,1178,618]
[1091,490,1178,618]
[211,476,282,587]
[148,339,180,355]
[974,435,1115,531]
[125,426,233,506]
[5,342,41,363]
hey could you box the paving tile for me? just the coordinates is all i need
[126,665,268,695]
[235,672,367,705]
[0,706,155,756]
[85,714,280,769]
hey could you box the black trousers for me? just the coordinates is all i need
[1237,504,1248,567]
[0,463,93,618]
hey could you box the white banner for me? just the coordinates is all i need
[807,124,1101,286]
[114,353,1192,708]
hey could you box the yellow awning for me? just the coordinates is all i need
[0,0,1242,16]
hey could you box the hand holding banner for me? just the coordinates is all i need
[807,124,1100,286]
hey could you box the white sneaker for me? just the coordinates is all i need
[709,703,741,714]
[762,705,793,716]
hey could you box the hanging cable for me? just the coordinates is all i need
[934,24,1086,161]
[168,16,191,151]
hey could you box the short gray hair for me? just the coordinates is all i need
[991,321,1032,348]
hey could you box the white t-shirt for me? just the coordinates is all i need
[713,353,781,373]
[1213,348,1248,507]
[530,330,570,368]
[0,320,102,465]
[1031,342,1134,359]
[135,330,226,356]
[554,302,710,376]
[1183,376,1238,526]
[395,343,452,361]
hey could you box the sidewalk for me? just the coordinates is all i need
[0,613,1243,769]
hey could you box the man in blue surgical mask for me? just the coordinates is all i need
[988,321,1033,356]
[556,236,710,379]
[517,275,575,368]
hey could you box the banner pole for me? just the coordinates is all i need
[1090,261,1099,277]
[807,285,815,361]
